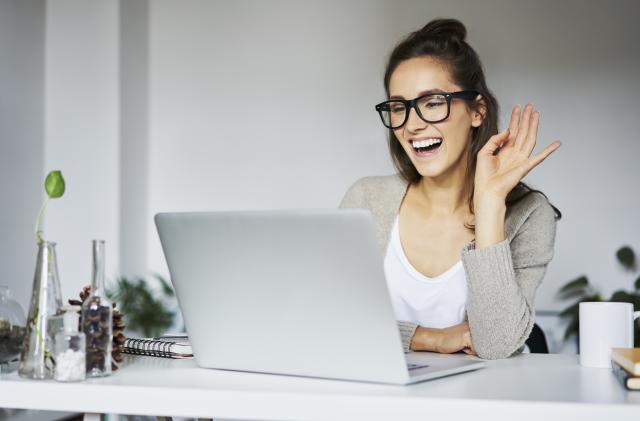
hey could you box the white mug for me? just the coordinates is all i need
[579,302,640,368]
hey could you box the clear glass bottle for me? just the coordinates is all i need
[82,240,112,377]
[0,286,27,373]
[19,241,63,379]
[54,306,86,382]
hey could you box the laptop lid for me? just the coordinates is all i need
[155,209,411,384]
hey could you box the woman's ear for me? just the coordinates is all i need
[471,95,486,128]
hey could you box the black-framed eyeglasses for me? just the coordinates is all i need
[374,90,479,129]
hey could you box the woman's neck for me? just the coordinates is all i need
[412,157,469,217]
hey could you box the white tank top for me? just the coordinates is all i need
[383,216,468,328]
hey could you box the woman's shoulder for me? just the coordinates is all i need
[507,183,555,212]
[347,174,407,192]
[340,174,408,208]
[505,183,558,238]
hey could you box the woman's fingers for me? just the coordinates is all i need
[522,110,540,154]
[505,103,540,157]
[466,334,477,355]
[507,105,521,146]
[461,340,477,356]
[476,103,558,203]
[521,141,562,177]
[514,104,534,149]
[480,128,510,156]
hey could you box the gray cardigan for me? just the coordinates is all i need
[339,174,557,360]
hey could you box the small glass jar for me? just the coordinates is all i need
[0,286,27,373]
[54,306,86,382]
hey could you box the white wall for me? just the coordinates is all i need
[44,0,120,301]
[146,0,640,314]
[0,0,45,309]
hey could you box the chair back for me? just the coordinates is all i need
[526,323,549,353]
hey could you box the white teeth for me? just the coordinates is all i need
[412,138,442,148]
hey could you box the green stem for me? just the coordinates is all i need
[35,312,46,353]
[34,197,50,243]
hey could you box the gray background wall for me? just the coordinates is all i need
[147,0,640,311]
[2,0,639,352]
[0,0,45,317]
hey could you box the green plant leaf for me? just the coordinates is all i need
[107,275,176,338]
[557,288,589,301]
[563,317,579,341]
[559,300,580,318]
[610,290,633,303]
[558,276,589,294]
[588,293,603,302]
[34,170,66,242]
[635,276,640,291]
[154,274,175,297]
[618,292,640,311]
[616,246,636,271]
[44,170,65,199]
[557,276,591,301]
[608,290,640,311]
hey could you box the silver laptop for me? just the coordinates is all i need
[155,209,485,385]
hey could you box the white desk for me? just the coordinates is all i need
[1,353,639,421]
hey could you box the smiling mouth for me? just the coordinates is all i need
[411,138,443,153]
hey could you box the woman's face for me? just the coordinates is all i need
[388,56,483,180]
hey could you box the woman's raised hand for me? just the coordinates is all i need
[474,104,561,206]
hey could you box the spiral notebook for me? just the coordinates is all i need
[123,334,193,359]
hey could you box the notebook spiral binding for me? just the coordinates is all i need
[123,338,183,358]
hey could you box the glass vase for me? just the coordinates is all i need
[18,241,63,379]
[82,239,112,377]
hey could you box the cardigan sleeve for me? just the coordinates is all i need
[339,178,418,352]
[461,195,557,360]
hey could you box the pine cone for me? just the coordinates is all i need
[69,285,127,371]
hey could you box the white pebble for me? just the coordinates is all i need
[55,349,86,382]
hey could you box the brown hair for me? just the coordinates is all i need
[383,18,560,222]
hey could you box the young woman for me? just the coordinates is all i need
[340,18,561,360]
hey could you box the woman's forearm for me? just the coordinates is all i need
[473,196,506,249]
[410,326,442,351]
[410,322,475,354]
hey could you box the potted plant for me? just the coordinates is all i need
[557,246,640,347]
[107,274,176,338]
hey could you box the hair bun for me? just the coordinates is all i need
[418,18,467,44]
